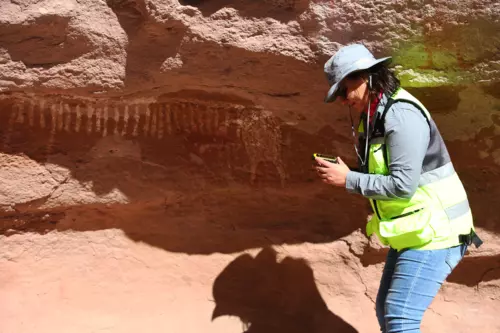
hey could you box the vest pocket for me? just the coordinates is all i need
[378,208,434,250]
[389,208,423,220]
[429,208,453,240]
[368,144,389,175]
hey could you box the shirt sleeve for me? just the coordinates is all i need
[345,102,430,200]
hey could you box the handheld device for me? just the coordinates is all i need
[312,153,338,164]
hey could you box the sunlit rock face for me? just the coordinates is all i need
[0,1,499,333]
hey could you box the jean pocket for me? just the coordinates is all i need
[445,244,467,271]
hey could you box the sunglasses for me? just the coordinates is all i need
[334,85,347,100]
[334,71,364,100]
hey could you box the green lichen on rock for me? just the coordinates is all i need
[390,40,464,87]
[395,68,450,87]
[392,43,458,70]
[430,51,458,70]
[393,67,472,88]
[388,16,500,88]
[391,43,429,69]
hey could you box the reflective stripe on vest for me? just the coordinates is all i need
[364,88,475,251]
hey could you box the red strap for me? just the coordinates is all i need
[367,91,383,123]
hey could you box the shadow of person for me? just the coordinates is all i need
[211,247,358,333]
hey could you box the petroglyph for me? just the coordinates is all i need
[144,105,151,137]
[57,102,64,132]
[132,104,140,137]
[75,105,82,133]
[95,106,102,133]
[122,105,130,137]
[28,101,35,127]
[102,105,108,137]
[236,108,287,187]
[39,101,46,128]
[0,95,287,185]
[2,104,18,151]
[47,104,57,156]
[64,104,71,133]
[158,105,164,139]
[86,105,94,134]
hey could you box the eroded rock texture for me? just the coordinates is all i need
[0,1,500,332]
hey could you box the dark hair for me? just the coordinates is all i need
[366,62,400,98]
[342,62,400,102]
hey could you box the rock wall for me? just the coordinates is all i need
[1,1,500,332]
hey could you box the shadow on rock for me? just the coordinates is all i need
[0,91,370,255]
[0,186,369,255]
[179,0,310,22]
[107,0,188,89]
[0,14,92,68]
[211,247,358,333]
[447,253,500,287]
[354,242,500,289]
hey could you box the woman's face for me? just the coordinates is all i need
[335,74,369,113]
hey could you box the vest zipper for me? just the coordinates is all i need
[389,208,423,220]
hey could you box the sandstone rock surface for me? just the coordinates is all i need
[1,1,500,333]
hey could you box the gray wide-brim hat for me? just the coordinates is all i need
[324,44,392,103]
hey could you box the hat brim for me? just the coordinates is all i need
[324,56,392,103]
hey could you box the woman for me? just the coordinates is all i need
[314,44,482,333]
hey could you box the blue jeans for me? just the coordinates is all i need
[376,244,467,333]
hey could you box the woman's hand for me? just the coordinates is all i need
[314,156,350,187]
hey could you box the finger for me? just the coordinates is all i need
[315,156,334,167]
[319,172,330,179]
[337,156,346,166]
[315,166,328,173]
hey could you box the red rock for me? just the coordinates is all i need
[0,1,499,332]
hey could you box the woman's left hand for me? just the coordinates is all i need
[315,156,351,187]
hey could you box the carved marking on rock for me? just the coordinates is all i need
[188,102,196,134]
[112,106,118,136]
[186,103,193,134]
[212,106,219,136]
[122,105,130,137]
[132,105,140,137]
[151,105,158,138]
[0,97,287,186]
[220,107,228,137]
[143,105,151,136]
[195,103,202,134]
[75,105,82,133]
[164,104,172,135]
[178,103,186,134]
[87,105,94,134]
[158,105,164,139]
[102,105,109,137]
[173,103,181,133]
[202,105,210,136]
[15,102,24,124]
[28,101,35,127]
[175,103,182,134]
[239,108,286,187]
[57,102,63,132]
[39,101,46,129]
[2,104,18,150]
[64,104,71,132]
[94,106,100,133]
[47,104,57,155]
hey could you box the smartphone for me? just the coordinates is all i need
[312,153,338,164]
